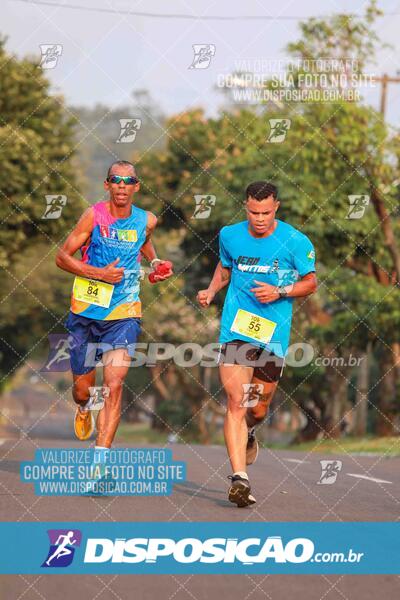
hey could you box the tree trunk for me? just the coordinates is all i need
[352,345,371,436]
[376,349,397,436]
[369,186,400,282]
[196,398,210,444]
[325,374,349,438]
[149,363,171,430]
[121,385,138,423]
[292,400,323,443]
[198,367,213,444]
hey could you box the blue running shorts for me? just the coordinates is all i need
[65,312,141,375]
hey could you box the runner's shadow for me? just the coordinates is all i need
[173,480,234,507]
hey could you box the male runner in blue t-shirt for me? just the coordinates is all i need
[197,181,317,507]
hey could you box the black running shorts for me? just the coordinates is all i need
[218,339,285,383]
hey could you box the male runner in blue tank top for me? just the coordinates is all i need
[197,181,317,507]
[56,160,173,460]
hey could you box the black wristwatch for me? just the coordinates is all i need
[277,286,288,298]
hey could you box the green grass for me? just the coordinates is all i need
[117,423,225,446]
[265,436,400,456]
[117,425,400,456]
[117,423,171,445]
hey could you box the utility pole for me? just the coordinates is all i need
[375,74,400,118]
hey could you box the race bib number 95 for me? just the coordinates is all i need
[230,308,277,344]
[73,277,114,308]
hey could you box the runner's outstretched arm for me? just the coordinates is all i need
[55,207,125,284]
[140,211,173,281]
[197,261,231,307]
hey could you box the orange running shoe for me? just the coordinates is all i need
[74,407,94,441]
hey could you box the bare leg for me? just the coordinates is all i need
[245,376,280,428]
[219,363,253,474]
[72,369,96,407]
[96,348,130,448]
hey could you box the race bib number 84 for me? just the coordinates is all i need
[230,308,277,344]
[73,277,114,308]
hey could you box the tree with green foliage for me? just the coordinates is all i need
[136,1,400,440]
[0,37,85,385]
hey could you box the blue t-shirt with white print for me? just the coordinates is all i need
[219,219,316,358]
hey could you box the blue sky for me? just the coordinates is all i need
[4,0,400,125]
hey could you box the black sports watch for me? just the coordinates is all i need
[277,286,288,298]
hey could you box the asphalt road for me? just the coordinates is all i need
[1,432,399,598]
[1,436,399,522]
[0,374,399,598]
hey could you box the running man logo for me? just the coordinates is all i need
[42,195,67,220]
[41,334,74,372]
[317,460,342,485]
[276,269,296,292]
[87,386,110,411]
[41,529,82,568]
[39,44,63,69]
[240,383,264,408]
[346,195,370,219]
[122,269,141,295]
[267,119,291,143]
[116,119,142,143]
[192,195,216,219]
[189,44,216,69]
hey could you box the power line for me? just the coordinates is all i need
[10,0,400,21]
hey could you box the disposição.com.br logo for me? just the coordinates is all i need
[41,529,82,568]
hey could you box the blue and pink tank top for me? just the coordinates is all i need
[70,201,147,320]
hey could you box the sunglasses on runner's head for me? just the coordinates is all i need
[107,175,139,185]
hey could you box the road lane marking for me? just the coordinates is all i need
[283,458,310,464]
[347,473,392,484]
